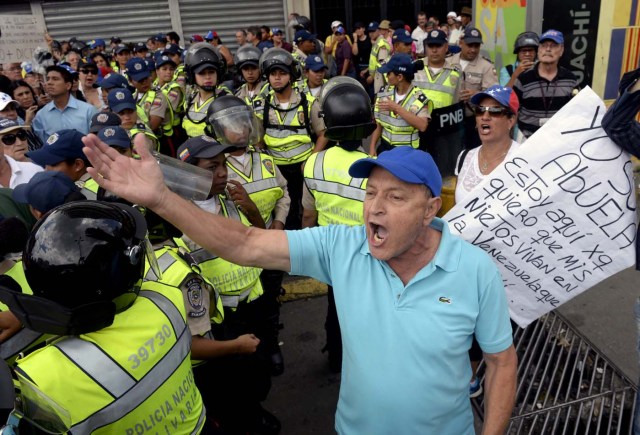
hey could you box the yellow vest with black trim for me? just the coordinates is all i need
[1,262,51,366]
[226,152,283,228]
[374,85,432,148]
[182,94,214,138]
[368,36,391,73]
[175,195,263,307]
[413,66,460,110]
[14,281,206,434]
[138,87,174,137]
[303,147,367,226]
[79,177,99,200]
[253,90,315,166]
[173,65,186,89]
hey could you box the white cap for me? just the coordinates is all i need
[0,93,18,111]
[455,16,462,22]
[447,11,457,18]
[331,20,343,29]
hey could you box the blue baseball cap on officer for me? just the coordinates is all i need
[26,129,88,167]
[90,38,105,49]
[392,29,414,44]
[126,58,150,81]
[367,21,379,32]
[101,73,129,91]
[461,27,483,44]
[294,30,316,43]
[378,53,414,75]
[89,111,122,133]
[12,171,80,214]
[133,42,148,53]
[155,53,176,69]
[114,43,130,54]
[305,55,327,72]
[349,147,442,196]
[163,43,181,55]
[425,29,448,45]
[108,88,136,113]
[97,126,131,149]
[539,29,564,44]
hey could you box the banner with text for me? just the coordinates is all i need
[0,15,48,64]
[444,87,637,328]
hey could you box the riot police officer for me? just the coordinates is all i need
[234,45,267,105]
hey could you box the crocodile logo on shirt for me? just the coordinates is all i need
[438,296,451,304]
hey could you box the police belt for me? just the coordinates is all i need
[429,102,465,135]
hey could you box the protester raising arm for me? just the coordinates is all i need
[83,134,291,271]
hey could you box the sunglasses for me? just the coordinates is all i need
[473,106,510,117]
[1,130,28,145]
[80,68,98,74]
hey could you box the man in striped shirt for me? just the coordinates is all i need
[513,29,579,139]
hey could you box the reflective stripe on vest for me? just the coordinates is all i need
[227,153,283,228]
[375,87,427,148]
[186,197,263,302]
[0,328,43,361]
[61,289,198,434]
[303,148,366,226]
[182,95,213,138]
[144,251,177,281]
[139,89,174,137]
[130,126,160,152]
[368,37,390,72]
[162,82,185,126]
[412,68,458,110]
[80,177,99,200]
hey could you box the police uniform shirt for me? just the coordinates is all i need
[375,85,432,122]
[260,89,326,137]
[413,65,461,108]
[137,89,171,129]
[446,52,498,94]
[235,80,267,104]
[179,271,213,337]
[164,85,183,113]
[226,152,291,225]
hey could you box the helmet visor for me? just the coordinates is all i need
[208,105,263,147]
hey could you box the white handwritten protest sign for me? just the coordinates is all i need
[0,15,48,63]
[444,87,637,328]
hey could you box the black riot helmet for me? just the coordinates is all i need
[259,47,300,80]
[184,42,227,87]
[288,15,312,31]
[513,31,539,54]
[319,77,376,144]
[234,45,263,70]
[3,202,154,335]
[205,95,262,146]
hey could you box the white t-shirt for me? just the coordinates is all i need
[194,195,220,215]
[454,140,520,204]
[411,27,429,55]
[2,155,43,188]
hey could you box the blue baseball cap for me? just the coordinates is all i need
[294,30,316,43]
[26,129,88,167]
[304,55,327,72]
[12,171,80,213]
[108,88,136,114]
[144,57,156,71]
[97,126,131,149]
[162,43,181,55]
[349,147,442,196]
[461,27,483,44]
[272,28,284,35]
[133,42,149,53]
[100,73,129,90]
[126,57,150,81]
[89,111,122,133]
[367,21,379,32]
[378,53,414,75]
[470,85,520,114]
[539,29,564,44]
[155,53,176,69]
[425,29,448,45]
[392,29,414,44]
[90,38,106,49]
[335,26,346,34]
[114,43,131,54]
[177,135,240,165]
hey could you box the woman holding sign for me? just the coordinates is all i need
[453,84,520,397]
[454,85,520,205]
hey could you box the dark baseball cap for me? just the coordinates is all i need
[26,129,88,167]
[425,29,448,45]
[378,53,414,75]
[89,111,122,133]
[100,73,129,90]
[155,54,176,69]
[134,42,149,53]
[12,171,80,213]
[177,135,242,165]
[461,27,483,44]
[304,55,327,72]
[294,30,316,43]
[367,21,379,32]
[162,43,181,55]
[126,57,150,81]
[97,126,132,149]
[392,29,414,44]
[114,43,131,54]
[108,88,136,114]
[349,146,442,196]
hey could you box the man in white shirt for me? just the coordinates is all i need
[411,11,429,58]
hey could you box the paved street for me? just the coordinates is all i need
[264,266,639,434]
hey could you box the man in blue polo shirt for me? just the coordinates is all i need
[31,65,98,143]
[83,131,517,435]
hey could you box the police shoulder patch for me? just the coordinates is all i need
[417,93,427,102]
[185,277,206,318]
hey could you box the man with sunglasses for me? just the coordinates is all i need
[0,119,42,188]
[446,27,498,149]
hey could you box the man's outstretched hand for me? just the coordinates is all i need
[82,133,169,210]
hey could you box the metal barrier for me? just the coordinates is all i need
[472,311,638,434]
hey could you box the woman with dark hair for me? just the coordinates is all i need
[90,52,110,69]
[7,81,43,151]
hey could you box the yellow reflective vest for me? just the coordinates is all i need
[303,147,367,226]
[253,90,315,165]
[226,152,283,228]
[368,36,391,74]
[175,195,263,307]
[14,280,206,434]
[412,66,460,110]
[374,85,433,148]
[138,87,174,137]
